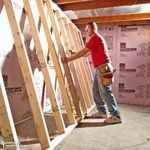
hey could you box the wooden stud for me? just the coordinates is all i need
[33,0,75,124]
[55,10,88,114]
[23,0,66,134]
[43,0,82,118]
[0,72,20,149]
[4,0,50,149]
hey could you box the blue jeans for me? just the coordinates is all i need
[93,70,120,118]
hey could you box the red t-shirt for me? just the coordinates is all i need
[85,33,110,67]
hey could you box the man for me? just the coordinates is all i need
[62,22,121,124]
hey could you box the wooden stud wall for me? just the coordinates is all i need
[55,10,88,114]
[36,0,76,125]
[63,18,94,109]
[0,0,94,149]
[44,0,82,118]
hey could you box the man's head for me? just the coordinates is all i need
[85,22,98,37]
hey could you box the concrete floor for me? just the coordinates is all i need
[55,104,150,150]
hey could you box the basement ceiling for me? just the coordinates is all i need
[53,0,150,26]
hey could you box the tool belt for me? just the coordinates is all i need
[97,63,114,86]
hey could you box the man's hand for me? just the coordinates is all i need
[68,50,76,55]
[61,49,76,63]
[61,57,69,64]
[61,48,88,63]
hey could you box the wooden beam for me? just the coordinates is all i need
[72,13,150,27]
[58,0,150,11]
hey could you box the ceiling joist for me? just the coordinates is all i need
[56,0,150,11]
[72,13,150,27]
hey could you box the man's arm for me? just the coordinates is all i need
[84,51,90,57]
[67,47,89,62]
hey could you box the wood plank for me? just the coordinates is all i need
[44,0,82,118]
[55,10,88,114]
[58,0,150,11]
[33,0,75,124]
[4,0,50,149]
[72,13,150,27]
[23,0,65,134]
[0,72,20,149]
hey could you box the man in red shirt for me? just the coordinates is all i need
[62,22,121,124]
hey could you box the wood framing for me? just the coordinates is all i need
[62,17,90,109]
[55,10,88,113]
[73,27,94,105]
[75,29,94,83]
[36,0,75,124]
[44,0,82,118]
[70,24,94,106]
[57,0,150,11]
[72,13,150,27]
[23,0,65,134]
[63,18,92,109]
[4,0,50,149]
[0,72,20,149]
[33,0,76,124]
